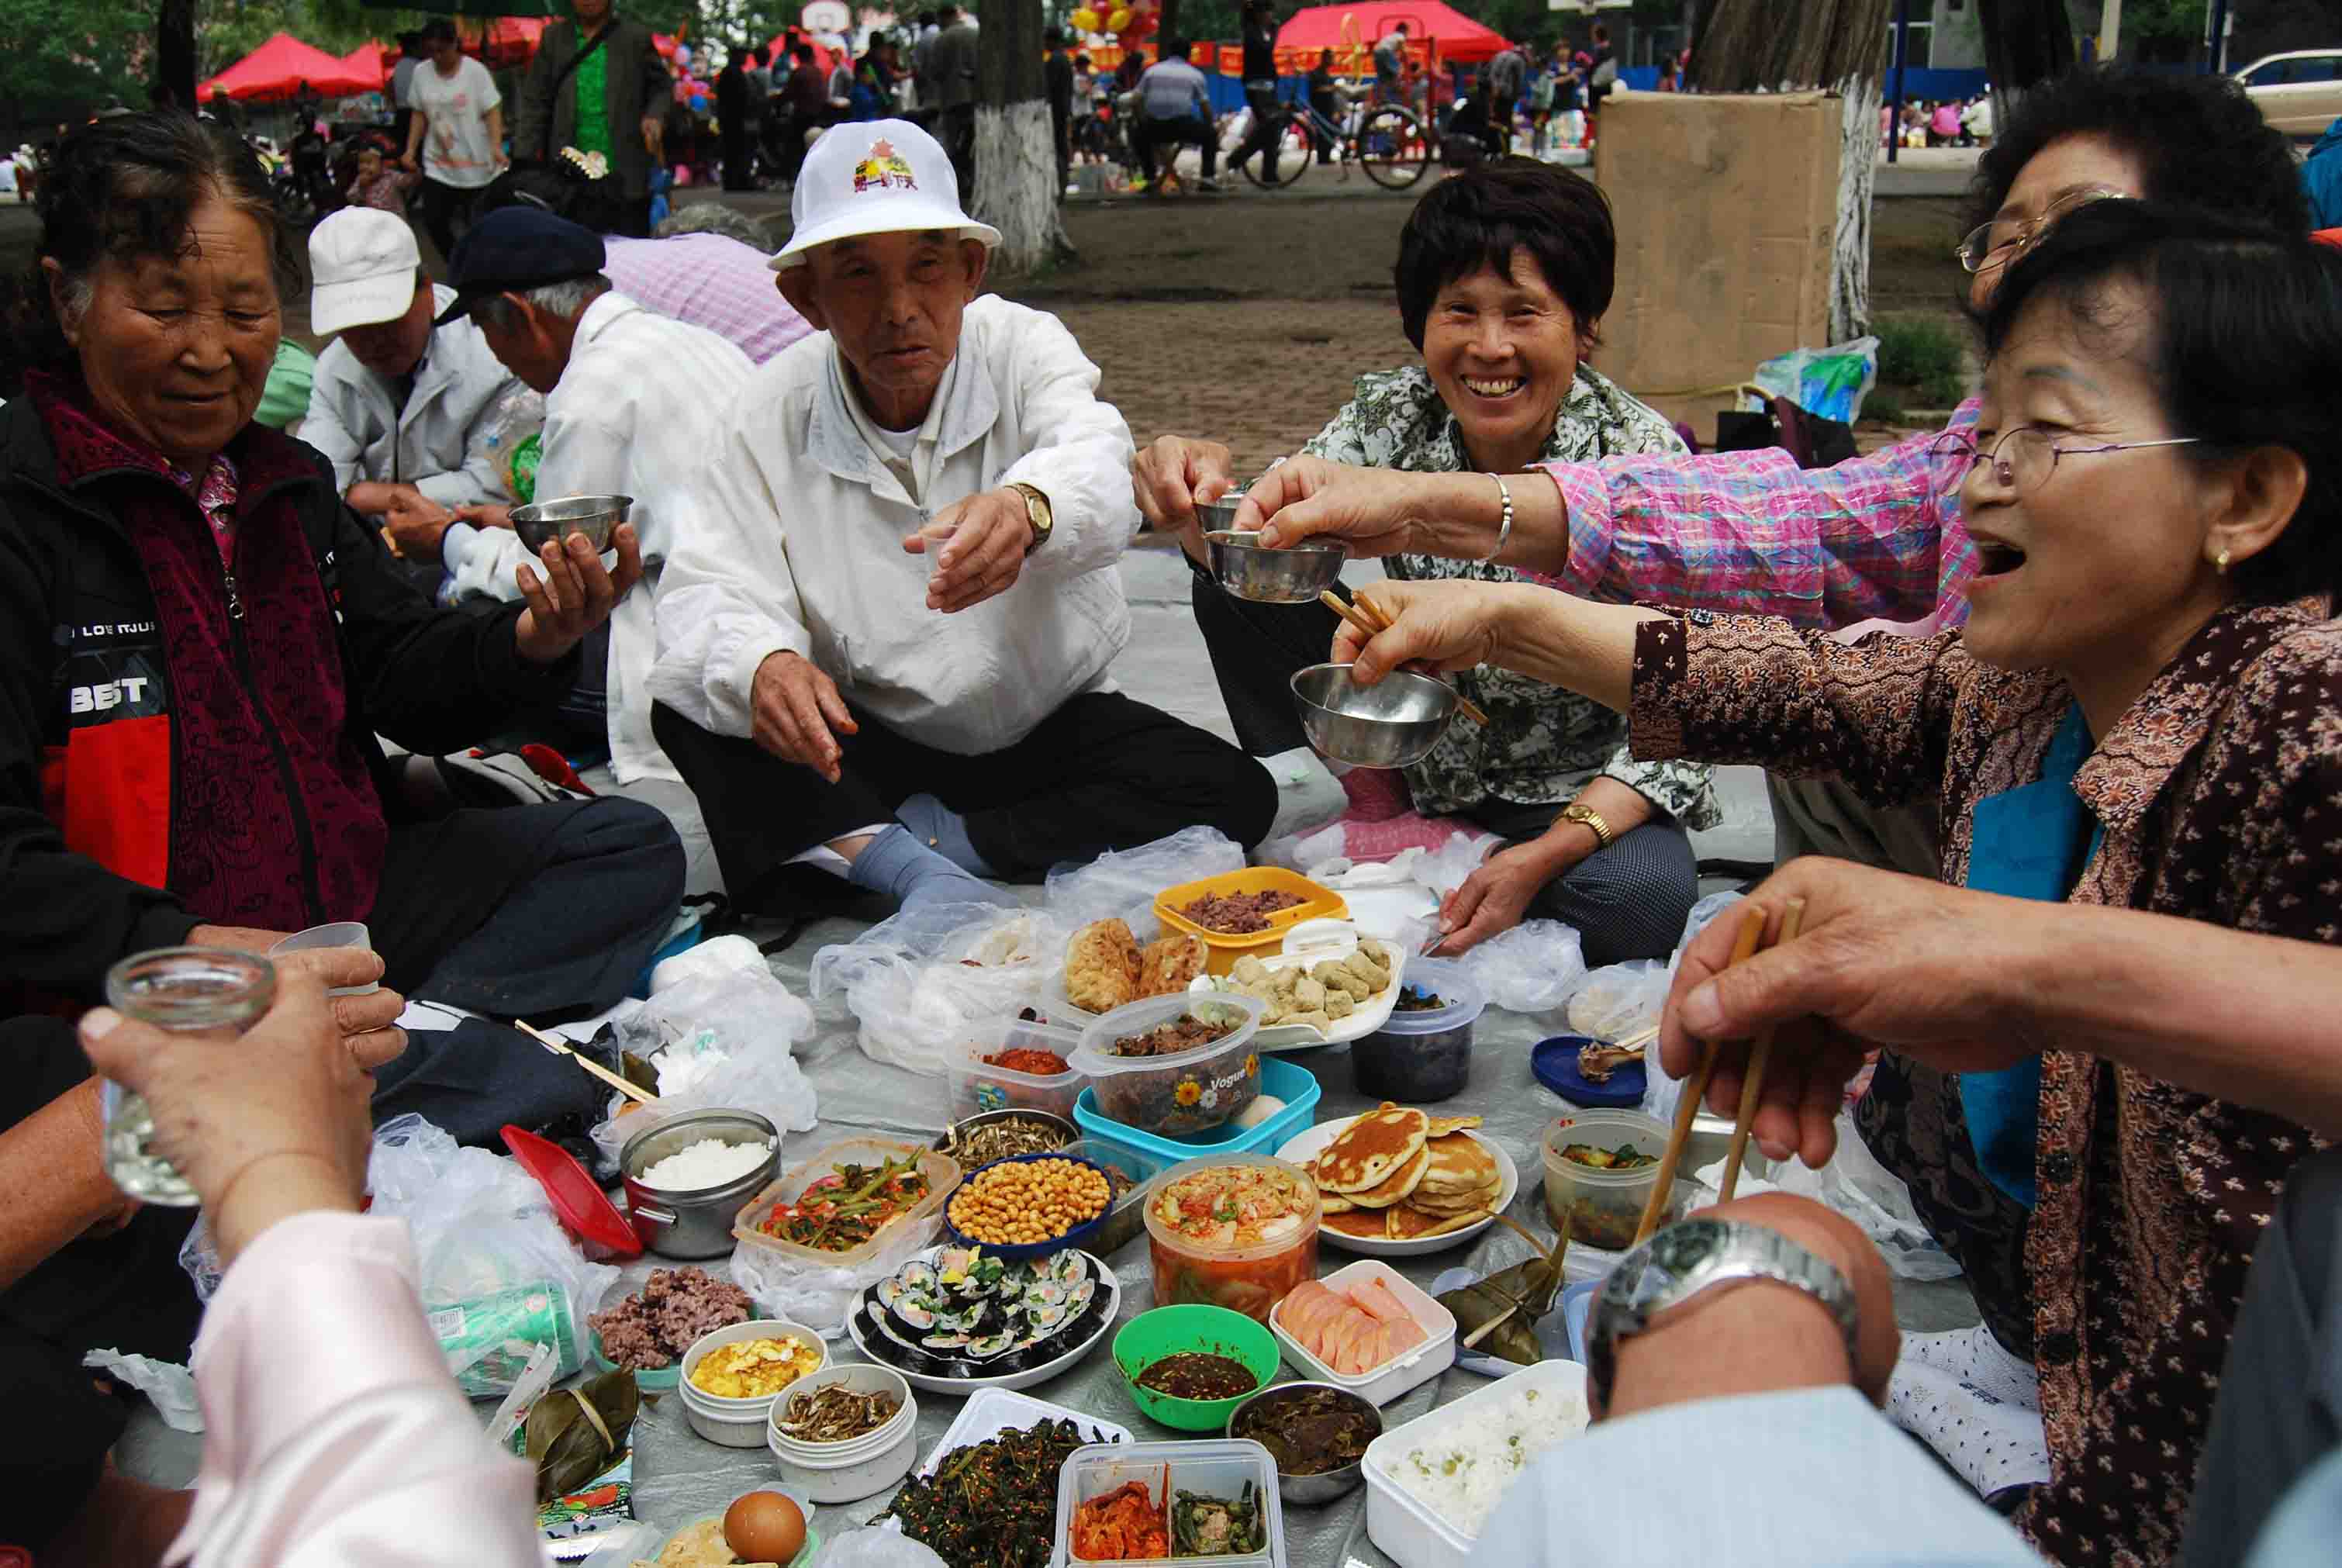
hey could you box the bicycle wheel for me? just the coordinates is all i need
[1242,115,1315,189]
[1357,105,1431,189]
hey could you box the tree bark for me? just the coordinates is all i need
[973,0,1073,274]
[155,0,198,111]
[1830,74,1881,342]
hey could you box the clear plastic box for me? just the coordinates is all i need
[1069,993,1268,1137]
[1052,1438,1287,1567]
[733,1136,959,1269]
[949,1015,1089,1121]
[1267,1259,1456,1406]
[1144,1153,1320,1323]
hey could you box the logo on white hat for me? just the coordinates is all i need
[851,139,918,195]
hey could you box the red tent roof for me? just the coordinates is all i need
[199,32,379,102]
[340,40,389,92]
[1275,2,1513,67]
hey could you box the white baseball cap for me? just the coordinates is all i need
[770,119,1001,271]
[309,208,424,337]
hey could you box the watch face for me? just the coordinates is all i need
[1648,1218,1726,1275]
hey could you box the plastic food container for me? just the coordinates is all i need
[1073,1056,1321,1168]
[678,1318,829,1448]
[1062,1136,1168,1256]
[734,1137,959,1269]
[1052,1438,1288,1568]
[1144,1153,1321,1323]
[1349,961,1484,1104]
[950,1015,1090,1121]
[1113,1304,1282,1432]
[766,1363,920,1503]
[1542,1109,1673,1252]
[1069,993,1268,1137]
[1363,1359,1588,1568]
[1155,868,1348,976]
[1266,1260,1456,1407]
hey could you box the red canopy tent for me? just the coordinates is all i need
[762,33,847,78]
[340,40,390,92]
[1273,2,1512,74]
[199,33,380,101]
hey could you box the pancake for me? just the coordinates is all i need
[1342,1145,1431,1211]
[1406,1181,1501,1214]
[1137,932,1208,998]
[1316,1104,1430,1194]
[1387,1202,1495,1240]
[1318,1190,1356,1214]
[1064,918,1141,1012]
[1414,1132,1498,1197]
[1425,1114,1484,1138]
[1321,1207,1390,1239]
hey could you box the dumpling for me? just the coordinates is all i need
[1323,989,1356,1021]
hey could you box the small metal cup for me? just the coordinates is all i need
[1290,662,1459,768]
[512,493,633,555]
[1205,528,1348,604]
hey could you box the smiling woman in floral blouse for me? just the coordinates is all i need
[1136,159,1715,965]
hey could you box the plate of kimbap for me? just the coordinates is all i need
[845,1243,1120,1394]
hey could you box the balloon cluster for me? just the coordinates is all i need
[1069,0,1155,42]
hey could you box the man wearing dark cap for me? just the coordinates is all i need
[434,209,755,899]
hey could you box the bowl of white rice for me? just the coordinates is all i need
[621,1108,782,1259]
[1363,1359,1589,1566]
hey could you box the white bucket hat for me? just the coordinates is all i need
[769,118,1002,271]
[309,208,423,337]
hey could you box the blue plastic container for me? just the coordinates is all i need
[1531,1034,1647,1109]
[940,1150,1117,1260]
[1073,1055,1321,1167]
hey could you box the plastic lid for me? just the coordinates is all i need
[1068,992,1267,1079]
[1530,1034,1647,1108]
[1366,958,1484,1035]
[1142,1152,1321,1262]
[500,1124,643,1259]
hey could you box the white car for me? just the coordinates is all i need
[2236,49,2342,140]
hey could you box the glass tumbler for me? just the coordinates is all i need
[99,947,276,1205]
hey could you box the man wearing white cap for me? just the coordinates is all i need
[650,119,1273,916]
[301,206,534,566]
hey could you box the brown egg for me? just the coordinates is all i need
[723,1490,807,1565]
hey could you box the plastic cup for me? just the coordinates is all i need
[269,922,380,996]
[100,948,278,1204]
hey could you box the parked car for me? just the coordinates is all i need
[2236,49,2342,140]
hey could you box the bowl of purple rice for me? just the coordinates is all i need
[586,1265,756,1390]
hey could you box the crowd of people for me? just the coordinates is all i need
[2,47,2341,1568]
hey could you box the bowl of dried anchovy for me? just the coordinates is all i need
[767,1363,919,1503]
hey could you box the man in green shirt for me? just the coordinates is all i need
[516,0,668,235]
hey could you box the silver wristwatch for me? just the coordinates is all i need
[1585,1218,1859,1409]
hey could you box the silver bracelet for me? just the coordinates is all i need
[1477,472,1515,564]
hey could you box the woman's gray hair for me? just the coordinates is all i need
[474,273,613,333]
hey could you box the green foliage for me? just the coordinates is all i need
[2123,0,2209,47]
[0,0,156,122]
[1874,314,1968,409]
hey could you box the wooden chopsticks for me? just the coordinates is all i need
[1630,898,1805,1245]
[514,1017,658,1105]
[1315,589,1491,727]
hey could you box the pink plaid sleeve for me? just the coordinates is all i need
[1535,401,1981,630]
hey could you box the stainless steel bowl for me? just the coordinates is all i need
[511,493,633,554]
[1205,529,1347,604]
[620,1107,781,1259]
[1290,662,1459,768]
[1225,1381,1382,1505]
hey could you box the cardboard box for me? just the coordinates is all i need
[1593,91,1841,436]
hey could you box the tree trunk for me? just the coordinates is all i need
[155,0,198,111]
[973,0,1072,274]
[1830,74,1881,342]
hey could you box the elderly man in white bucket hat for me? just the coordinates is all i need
[648,119,1273,917]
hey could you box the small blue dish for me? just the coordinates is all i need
[1532,1034,1646,1109]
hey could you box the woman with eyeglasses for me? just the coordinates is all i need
[1311,202,2342,1566]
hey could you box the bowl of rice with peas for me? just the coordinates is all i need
[1364,1360,1589,1555]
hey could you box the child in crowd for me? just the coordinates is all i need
[346,140,420,213]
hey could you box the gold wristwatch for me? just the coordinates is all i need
[1558,803,1615,851]
[1007,482,1054,554]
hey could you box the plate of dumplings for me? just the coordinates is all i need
[1187,923,1407,1052]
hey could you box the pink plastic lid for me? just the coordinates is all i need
[500,1124,643,1260]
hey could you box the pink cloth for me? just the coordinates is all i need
[1930,104,1960,136]
[167,1212,541,1567]
[1330,770,1484,861]
[168,453,240,566]
[1533,399,1980,632]
[603,232,813,364]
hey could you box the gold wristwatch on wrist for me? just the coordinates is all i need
[1557,802,1615,851]
[1007,482,1054,554]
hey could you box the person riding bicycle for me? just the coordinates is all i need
[1373,22,1409,105]
[1130,38,1223,193]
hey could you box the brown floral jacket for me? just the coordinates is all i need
[1629,599,2341,1568]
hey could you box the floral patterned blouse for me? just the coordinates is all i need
[1629,599,2341,1567]
[1300,364,1719,827]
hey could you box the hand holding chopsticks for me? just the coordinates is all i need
[1316,589,1491,727]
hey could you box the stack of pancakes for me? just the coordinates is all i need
[1312,1103,1503,1242]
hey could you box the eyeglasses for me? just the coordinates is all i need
[1953,187,2130,275]
[1930,427,2202,497]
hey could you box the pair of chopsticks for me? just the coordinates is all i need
[513,1017,658,1106]
[1316,589,1491,727]
[1630,896,1807,1245]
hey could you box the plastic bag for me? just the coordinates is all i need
[1567,958,1668,1041]
[1043,825,1243,931]
[817,1528,950,1568]
[1753,335,1880,424]
[1692,1115,1961,1281]
[1644,891,1746,1126]
[588,967,821,1166]
[729,1204,945,1338]
[810,903,1063,1076]
[1453,919,1586,1014]
[365,1113,620,1397]
[1409,830,1500,896]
